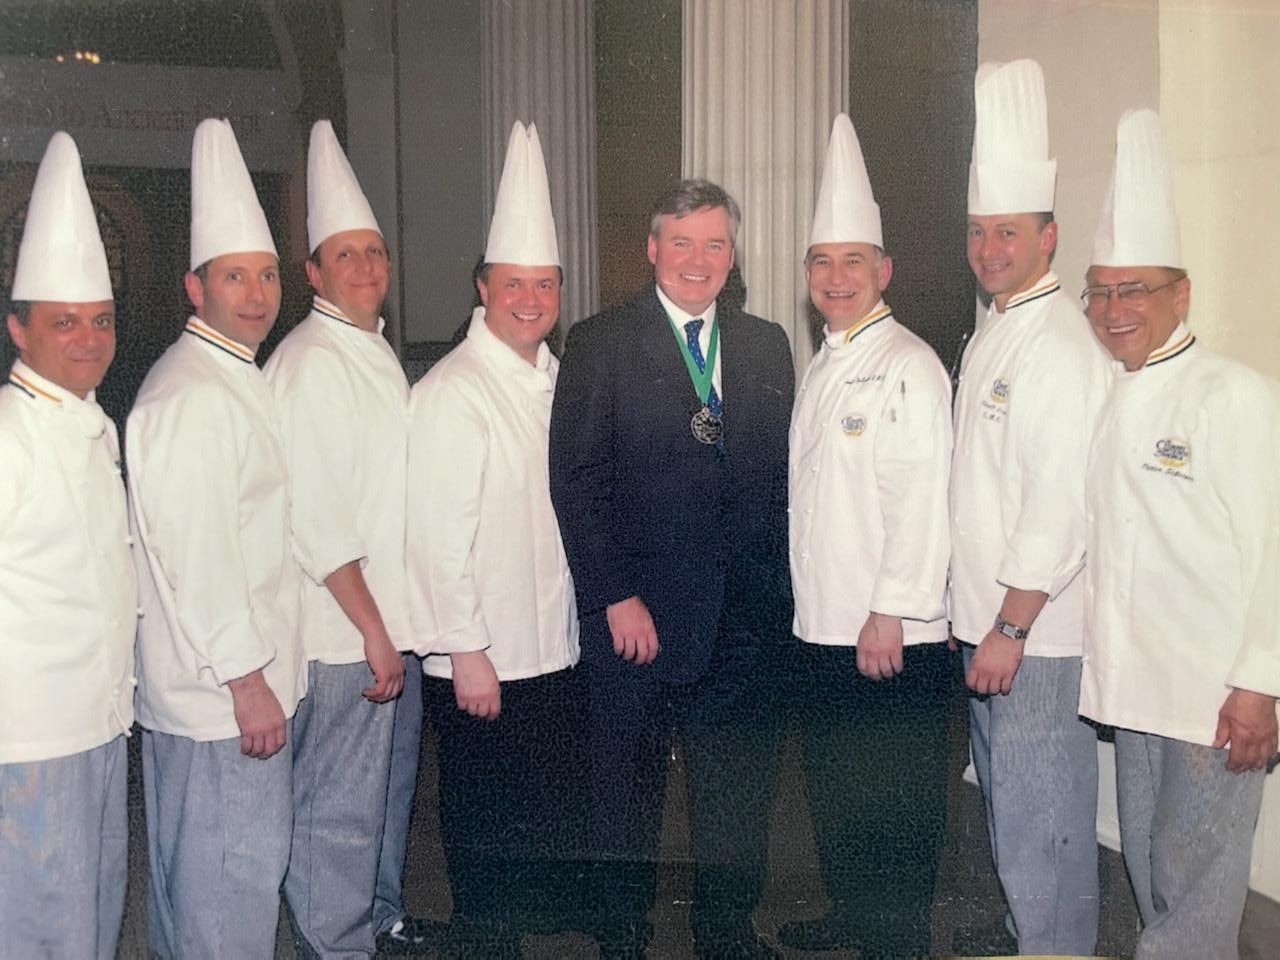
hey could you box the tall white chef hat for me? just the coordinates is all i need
[1091,108,1182,269]
[968,59,1057,216]
[11,132,112,302]
[484,121,560,267]
[307,119,382,253]
[189,118,277,270]
[809,113,883,250]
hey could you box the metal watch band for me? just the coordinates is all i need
[993,615,1030,641]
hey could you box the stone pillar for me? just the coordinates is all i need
[682,0,849,372]
[482,0,599,328]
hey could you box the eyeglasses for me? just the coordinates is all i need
[1080,277,1182,309]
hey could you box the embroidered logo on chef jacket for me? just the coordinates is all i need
[841,414,867,437]
[989,378,1009,404]
[1142,437,1194,481]
[1154,438,1190,468]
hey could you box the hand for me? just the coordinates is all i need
[1213,688,1279,773]
[362,632,405,703]
[965,628,1025,696]
[227,669,287,759]
[856,613,904,680]
[450,650,501,719]
[606,595,659,665]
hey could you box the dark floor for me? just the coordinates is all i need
[116,668,1279,959]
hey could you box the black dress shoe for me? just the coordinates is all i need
[776,912,860,951]
[374,914,449,956]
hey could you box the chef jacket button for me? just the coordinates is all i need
[136,607,145,618]
[125,535,135,546]
[805,507,813,515]
[811,465,819,473]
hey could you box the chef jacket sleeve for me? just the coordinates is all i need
[1220,375,1280,698]
[870,353,952,621]
[128,387,273,685]
[405,373,492,656]
[266,345,366,584]
[996,331,1103,598]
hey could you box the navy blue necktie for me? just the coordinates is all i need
[684,318,721,416]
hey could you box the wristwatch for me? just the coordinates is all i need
[993,615,1030,642]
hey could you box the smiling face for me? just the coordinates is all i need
[306,229,389,330]
[966,212,1056,310]
[805,242,892,331]
[1083,264,1188,371]
[477,262,561,363]
[646,205,735,316]
[185,251,281,349]
[7,300,116,398]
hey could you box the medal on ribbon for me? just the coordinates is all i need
[669,317,722,445]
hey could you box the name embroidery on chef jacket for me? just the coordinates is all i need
[1136,331,1198,482]
[183,317,256,364]
[834,304,892,438]
[975,277,1059,425]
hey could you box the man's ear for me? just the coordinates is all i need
[878,254,894,292]
[183,271,205,312]
[1039,219,1059,257]
[304,256,326,297]
[7,313,27,353]
[476,276,490,308]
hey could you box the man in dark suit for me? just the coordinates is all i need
[549,179,793,959]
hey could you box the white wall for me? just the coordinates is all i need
[978,0,1280,901]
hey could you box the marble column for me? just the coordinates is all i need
[683,0,848,372]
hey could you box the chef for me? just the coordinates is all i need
[1080,108,1280,960]
[406,121,585,956]
[0,131,137,960]
[949,59,1112,955]
[264,119,427,958]
[127,118,307,959]
[778,112,953,960]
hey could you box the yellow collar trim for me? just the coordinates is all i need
[840,303,893,344]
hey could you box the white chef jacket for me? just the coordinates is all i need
[0,362,137,764]
[407,307,579,681]
[949,273,1112,655]
[127,317,307,741]
[1080,324,1280,746]
[790,303,952,645]
[264,297,413,664]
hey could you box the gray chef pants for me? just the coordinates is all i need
[964,647,1100,955]
[143,724,293,960]
[0,735,127,960]
[1116,729,1265,960]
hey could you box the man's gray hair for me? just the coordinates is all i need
[648,179,741,242]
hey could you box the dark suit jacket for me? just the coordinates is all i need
[549,287,794,685]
